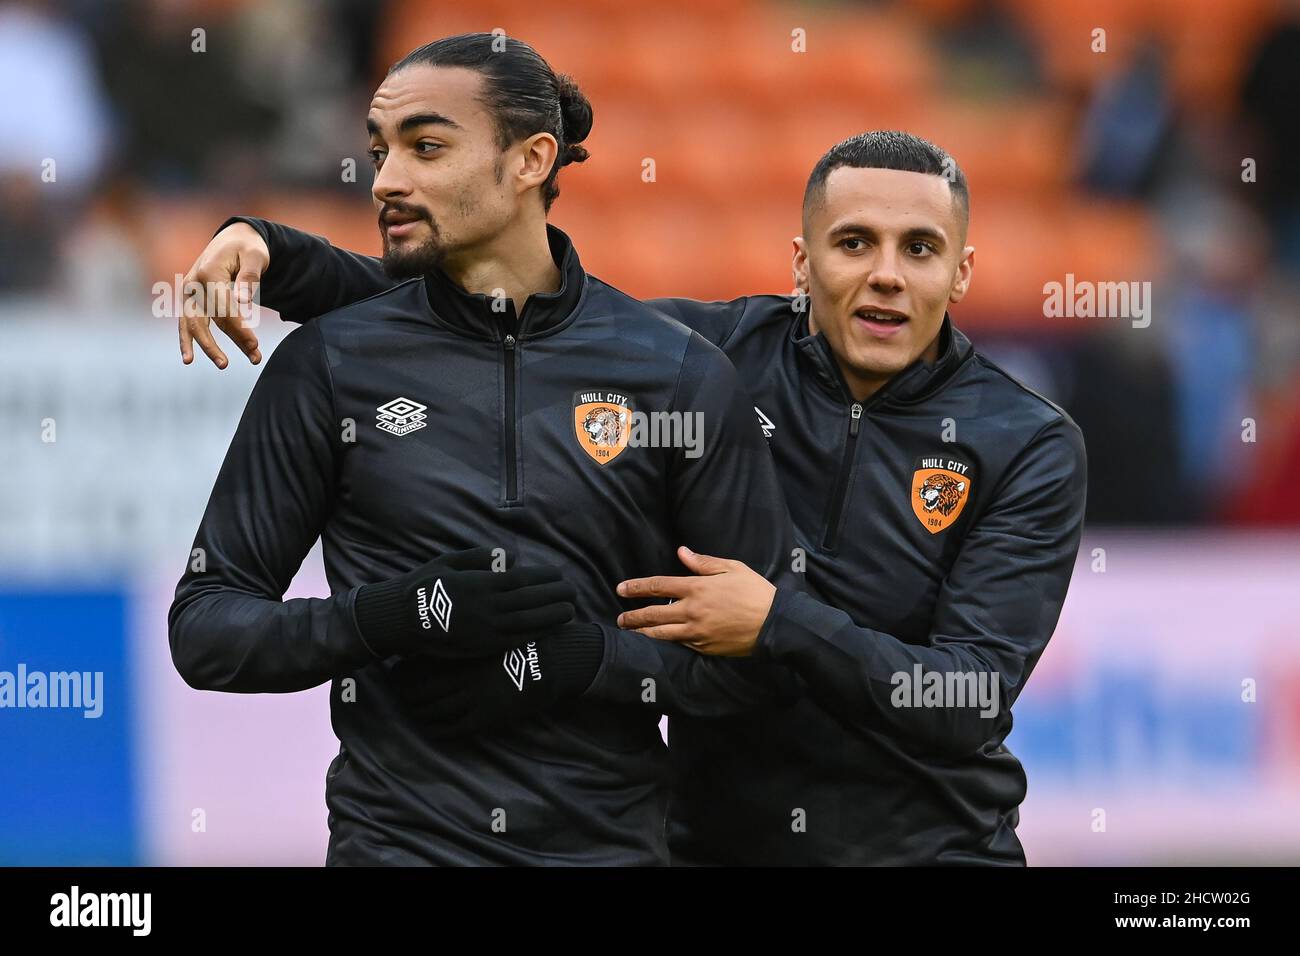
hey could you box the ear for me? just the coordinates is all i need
[948,245,975,305]
[791,236,809,292]
[514,131,560,196]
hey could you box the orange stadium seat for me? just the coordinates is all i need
[959,197,1158,328]
[1004,0,1283,111]
[907,98,1074,200]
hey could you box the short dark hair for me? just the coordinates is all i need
[803,130,969,236]
[391,33,593,212]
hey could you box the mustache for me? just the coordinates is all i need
[378,202,432,226]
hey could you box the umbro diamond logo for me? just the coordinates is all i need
[416,578,452,632]
[502,642,543,691]
[376,397,428,436]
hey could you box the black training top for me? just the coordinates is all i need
[169,224,796,865]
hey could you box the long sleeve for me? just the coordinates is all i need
[217,216,394,323]
[646,296,748,348]
[589,623,803,718]
[168,322,378,692]
[754,419,1087,757]
[585,333,806,717]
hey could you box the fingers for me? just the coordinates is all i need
[178,311,194,365]
[179,226,269,367]
[677,546,733,575]
[617,601,688,630]
[228,261,265,362]
[495,580,577,613]
[181,281,229,369]
[215,313,262,364]
[188,313,229,369]
[436,547,498,571]
[178,265,200,365]
[616,575,693,600]
[632,623,697,643]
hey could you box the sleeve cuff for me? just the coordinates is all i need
[353,576,410,659]
[546,623,605,696]
[214,215,272,246]
[754,586,799,663]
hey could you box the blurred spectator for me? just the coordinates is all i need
[1061,328,1186,525]
[1076,37,1175,198]
[0,0,110,188]
[58,171,150,312]
[226,0,382,187]
[1241,1,1300,275]
[86,0,277,191]
[1157,189,1262,518]
[933,0,1043,96]
[1225,269,1300,524]
[0,0,111,294]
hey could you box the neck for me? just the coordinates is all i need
[809,310,943,403]
[438,213,560,315]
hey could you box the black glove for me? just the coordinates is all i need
[353,547,576,660]
[389,623,606,737]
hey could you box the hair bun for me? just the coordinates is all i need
[556,74,593,165]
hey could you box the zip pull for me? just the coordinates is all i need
[849,402,863,435]
[503,333,516,350]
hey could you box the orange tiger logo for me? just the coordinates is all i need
[582,406,627,447]
[910,465,972,534]
[917,473,966,516]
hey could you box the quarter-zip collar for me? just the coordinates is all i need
[421,223,587,340]
[791,308,974,407]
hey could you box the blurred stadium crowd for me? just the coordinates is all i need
[3,0,1299,525]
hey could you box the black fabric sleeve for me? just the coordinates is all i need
[646,296,750,348]
[217,216,394,324]
[168,322,376,692]
[584,333,807,716]
[587,623,803,718]
[755,419,1088,757]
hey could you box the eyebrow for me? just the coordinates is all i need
[366,112,463,137]
[827,221,948,246]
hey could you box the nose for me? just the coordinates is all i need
[867,245,906,294]
[372,153,413,206]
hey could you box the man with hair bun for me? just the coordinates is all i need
[169,33,798,866]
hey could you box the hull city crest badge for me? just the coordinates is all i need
[573,390,633,465]
[911,455,973,534]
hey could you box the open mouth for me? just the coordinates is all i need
[854,308,909,336]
